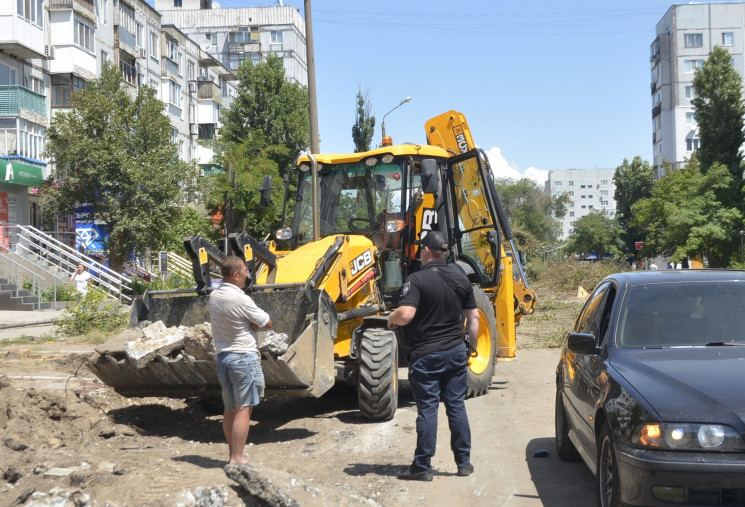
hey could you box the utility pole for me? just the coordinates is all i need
[304,0,319,154]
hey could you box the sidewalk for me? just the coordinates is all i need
[0,309,65,340]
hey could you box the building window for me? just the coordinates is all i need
[188,60,195,81]
[580,184,586,189]
[600,180,608,185]
[171,128,178,144]
[568,191,574,196]
[581,195,586,199]
[568,181,574,186]
[686,112,696,125]
[168,80,182,107]
[17,0,44,27]
[150,31,159,59]
[174,0,182,6]
[101,50,108,63]
[684,33,703,48]
[722,32,734,47]
[684,85,693,99]
[684,59,704,73]
[554,181,562,187]
[229,27,258,43]
[136,23,143,48]
[208,33,217,45]
[569,212,574,217]
[600,190,608,196]
[120,52,136,85]
[75,17,95,52]
[271,31,283,44]
[581,205,586,209]
[686,138,700,151]
[0,63,17,85]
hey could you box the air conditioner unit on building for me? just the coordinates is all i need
[138,48,147,59]
[189,124,199,136]
[44,45,54,59]
[188,81,198,93]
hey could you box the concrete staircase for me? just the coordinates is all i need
[0,277,54,311]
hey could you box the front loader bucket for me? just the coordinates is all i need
[88,288,338,400]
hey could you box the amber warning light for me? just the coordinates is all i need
[382,136,393,146]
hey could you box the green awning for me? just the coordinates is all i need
[2,160,44,187]
[201,164,223,176]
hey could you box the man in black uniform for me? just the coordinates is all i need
[387,231,480,481]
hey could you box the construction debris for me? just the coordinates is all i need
[258,330,291,356]
[124,322,188,369]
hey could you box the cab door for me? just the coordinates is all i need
[446,151,500,286]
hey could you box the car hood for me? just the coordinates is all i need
[611,347,745,428]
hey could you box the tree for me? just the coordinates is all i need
[212,54,309,235]
[613,156,653,254]
[42,62,199,272]
[631,157,741,267]
[692,46,745,189]
[219,53,309,173]
[494,177,569,250]
[352,86,375,152]
[565,211,623,258]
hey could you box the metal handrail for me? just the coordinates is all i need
[0,245,59,307]
[9,225,132,302]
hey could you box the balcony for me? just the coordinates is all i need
[49,0,95,14]
[197,80,222,105]
[0,86,46,119]
[652,104,661,119]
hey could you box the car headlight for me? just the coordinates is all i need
[633,423,745,451]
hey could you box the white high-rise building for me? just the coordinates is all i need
[651,3,745,179]
[546,168,617,241]
[155,0,307,86]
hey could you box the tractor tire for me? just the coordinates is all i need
[466,286,498,398]
[357,328,399,421]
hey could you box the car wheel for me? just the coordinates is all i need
[597,423,622,507]
[555,390,580,461]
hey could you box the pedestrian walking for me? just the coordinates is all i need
[209,256,273,465]
[387,231,479,481]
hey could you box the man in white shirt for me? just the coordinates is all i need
[209,256,272,465]
[69,263,91,295]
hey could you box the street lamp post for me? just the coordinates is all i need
[381,96,411,142]
[740,230,744,264]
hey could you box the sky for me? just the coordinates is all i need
[153,1,739,185]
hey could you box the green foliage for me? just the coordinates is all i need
[352,86,376,152]
[161,206,214,255]
[565,211,623,258]
[530,257,627,295]
[692,46,745,184]
[631,158,742,267]
[42,62,199,272]
[494,177,569,250]
[55,287,128,336]
[21,280,77,302]
[613,156,653,253]
[123,272,195,297]
[219,53,309,173]
[211,54,309,236]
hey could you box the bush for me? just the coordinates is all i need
[529,257,629,295]
[122,272,195,297]
[56,287,129,336]
[22,280,77,302]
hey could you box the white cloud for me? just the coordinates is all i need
[484,146,548,187]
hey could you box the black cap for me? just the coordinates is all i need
[415,231,449,251]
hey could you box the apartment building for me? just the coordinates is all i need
[156,0,307,86]
[0,0,238,229]
[651,3,745,179]
[546,168,617,241]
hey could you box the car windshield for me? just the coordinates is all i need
[619,281,745,348]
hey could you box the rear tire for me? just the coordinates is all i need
[555,390,581,461]
[466,287,497,397]
[357,328,398,421]
[597,423,623,507]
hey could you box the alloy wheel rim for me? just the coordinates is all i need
[599,437,613,506]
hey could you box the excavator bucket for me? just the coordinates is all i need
[87,288,338,400]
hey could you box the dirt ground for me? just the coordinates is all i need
[0,289,592,506]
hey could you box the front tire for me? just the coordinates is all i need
[357,328,398,421]
[555,390,580,461]
[466,287,497,397]
[597,423,622,507]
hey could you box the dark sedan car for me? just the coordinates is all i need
[555,270,745,506]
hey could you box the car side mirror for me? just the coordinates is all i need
[567,332,601,355]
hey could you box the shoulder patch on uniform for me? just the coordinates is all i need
[401,282,411,297]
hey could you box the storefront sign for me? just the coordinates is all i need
[2,160,44,187]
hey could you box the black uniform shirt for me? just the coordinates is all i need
[399,259,477,361]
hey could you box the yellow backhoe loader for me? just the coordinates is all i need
[88,111,536,420]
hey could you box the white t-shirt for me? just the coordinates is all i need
[209,282,270,355]
[72,271,91,293]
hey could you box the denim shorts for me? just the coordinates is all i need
[216,352,265,410]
